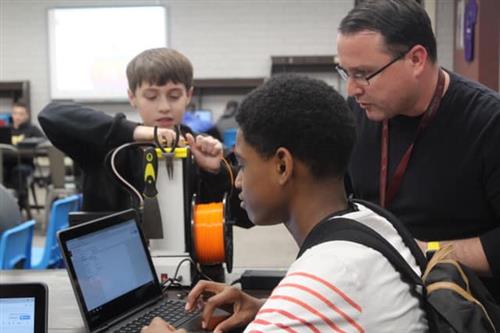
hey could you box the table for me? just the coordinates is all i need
[0,269,268,332]
[0,269,85,332]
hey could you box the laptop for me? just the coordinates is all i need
[0,283,48,333]
[0,126,12,144]
[68,211,115,227]
[57,209,225,333]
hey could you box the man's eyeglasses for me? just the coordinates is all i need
[335,50,409,86]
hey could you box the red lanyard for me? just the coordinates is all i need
[379,69,445,208]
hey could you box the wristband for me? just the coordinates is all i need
[426,241,440,260]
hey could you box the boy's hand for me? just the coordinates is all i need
[140,317,186,333]
[133,126,186,147]
[186,133,223,174]
[185,280,264,332]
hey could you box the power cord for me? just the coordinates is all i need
[230,278,241,286]
[161,258,215,293]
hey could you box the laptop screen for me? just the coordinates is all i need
[67,219,154,311]
[0,283,47,333]
[59,210,162,331]
[0,297,35,333]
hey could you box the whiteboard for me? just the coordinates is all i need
[48,6,167,101]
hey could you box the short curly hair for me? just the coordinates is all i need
[236,74,356,179]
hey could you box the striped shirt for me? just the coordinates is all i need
[244,203,428,333]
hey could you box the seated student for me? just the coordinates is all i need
[10,102,45,145]
[141,74,428,333]
[3,102,45,213]
[39,48,240,221]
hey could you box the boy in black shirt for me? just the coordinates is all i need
[39,48,234,218]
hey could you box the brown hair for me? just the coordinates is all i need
[126,48,193,93]
[13,101,28,110]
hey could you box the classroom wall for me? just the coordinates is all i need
[453,0,499,91]
[435,0,455,71]
[0,0,455,125]
[0,0,348,123]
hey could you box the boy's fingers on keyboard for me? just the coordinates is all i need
[201,291,216,300]
[205,313,231,331]
[200,287,241,327]
[185,280,225,310]
[213,313,247,333]
[141,317,177,332]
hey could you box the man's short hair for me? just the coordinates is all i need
[236,74,356,179]
[12,101,28,111]
[339,0,437,63]
[126,48,193,93]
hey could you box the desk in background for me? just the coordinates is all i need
[1,141,77,227]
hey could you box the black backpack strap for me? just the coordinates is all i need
[352,199,428,273]
[298,217,423,286]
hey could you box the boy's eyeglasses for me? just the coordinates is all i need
[335,49,410,86]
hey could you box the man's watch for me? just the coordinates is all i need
[425,241,441,261]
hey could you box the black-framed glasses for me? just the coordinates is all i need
[335,50,409,86]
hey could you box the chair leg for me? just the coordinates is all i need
[30,181,40,213]
[20,193,32,220]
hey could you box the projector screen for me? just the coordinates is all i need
[48,6,167,101]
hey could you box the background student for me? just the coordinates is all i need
[337,0,500,301]
[2,101,44,214]
[10,101,44,145]
[142,74,428,333]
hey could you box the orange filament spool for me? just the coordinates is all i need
[192,202,226,265]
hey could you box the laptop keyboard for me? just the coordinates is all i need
[114,299,201,332]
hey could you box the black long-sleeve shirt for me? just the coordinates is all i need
[348,70,500,301]
[38,102,229,212]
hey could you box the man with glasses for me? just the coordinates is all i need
[338,0,500,302]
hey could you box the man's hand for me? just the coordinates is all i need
[415,239,426,254]
[133,126,186,147]
[186,133,223,174]
[140,317,186,333]
[415,237,491,276]
[185,280,265,333]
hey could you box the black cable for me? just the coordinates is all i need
[153,126,166,154]
[175,257,214,283]
[154,125,181,153]
[160,257,216,293]
[230,278,241,286]
[171,125,180,151]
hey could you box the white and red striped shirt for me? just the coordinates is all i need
[244,203,428,333]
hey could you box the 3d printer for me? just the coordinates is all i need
[107,126,234,286]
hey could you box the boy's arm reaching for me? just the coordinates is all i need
[38,102,138,163]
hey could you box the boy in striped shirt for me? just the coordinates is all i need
[142,75,428,333]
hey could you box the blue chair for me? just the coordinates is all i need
[31,194,81,269]
[77,193,83,210]
[0,219,36,269]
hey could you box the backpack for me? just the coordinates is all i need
[298,199,500,333]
